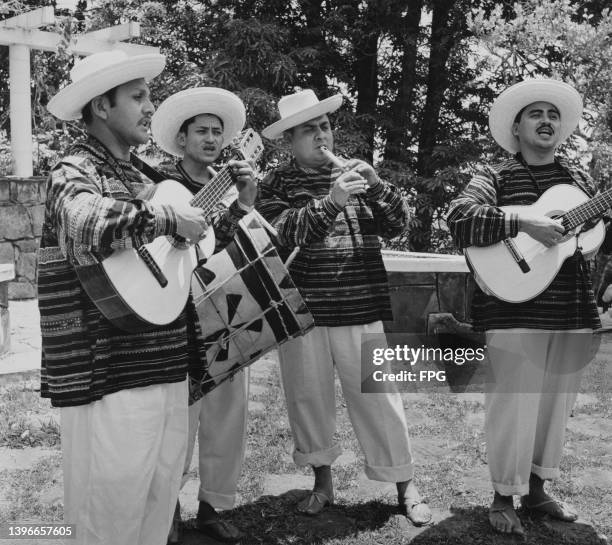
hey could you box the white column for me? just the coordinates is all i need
[9,44,33,177]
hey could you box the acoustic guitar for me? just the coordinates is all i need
[464,183,607,303]
[75,129,264,332]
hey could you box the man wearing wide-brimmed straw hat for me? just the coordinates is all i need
[257,90,432,525]
[39,50,210,545]
[448,79,606,535]
[151,87,257,544]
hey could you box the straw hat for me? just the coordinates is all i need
[151,87,246,156]
[262,89,342,140]
[489,79,582,154]
[47,49,166,121]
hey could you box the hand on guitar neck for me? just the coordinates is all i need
[517,212,565,248]
[208,160,258,209]
[172,203,209,242]
[229,159,258,208]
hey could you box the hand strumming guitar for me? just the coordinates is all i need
[171,203,208,241]
[518,212,565,248]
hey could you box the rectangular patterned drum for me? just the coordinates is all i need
[192,211,314,394]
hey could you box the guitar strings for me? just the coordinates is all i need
[564,196,609,229]
[190,168,234,213]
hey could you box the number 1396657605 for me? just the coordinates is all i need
[0,524,75,539]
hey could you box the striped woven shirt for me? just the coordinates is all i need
[447,155,600,331]
[597,256,612,310]
[38,137,206,407]
[257,160,409,326]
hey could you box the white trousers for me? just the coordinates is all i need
[183,370,248,510]
[485,329,591,495]
[61,380,187,545]
[278,321,414,482]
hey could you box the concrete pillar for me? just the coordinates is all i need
[9,44,33,177]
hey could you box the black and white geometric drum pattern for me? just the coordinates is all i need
[192,212,314,395]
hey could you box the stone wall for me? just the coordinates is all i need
[1,174,609,337]
[0,177,47,299]
[0,265,14,355]
[385,270,475,336]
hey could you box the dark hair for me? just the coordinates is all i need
[178,113,224,135]
[513,106,526,124]
[513,103,560,124]
[81,86,118,125]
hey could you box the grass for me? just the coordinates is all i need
[0,341,610,544]
[225,344,612,544]
[1,454,63,524]
[0,382,60,449]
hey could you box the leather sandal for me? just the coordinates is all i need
[404,499,433,526]
[197,518,244,543]
[296,490,333,516]
[489,504,525,535]
[522,496,578,522]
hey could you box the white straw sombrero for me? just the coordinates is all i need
[151,87,246,156]
[489,79,582,154]
[262,89,343,140]
[47,50,166,121]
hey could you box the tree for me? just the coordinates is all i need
[469,0,612,188]
[4,0,609,254]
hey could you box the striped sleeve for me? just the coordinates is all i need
[446,166,519,249]
[365,179,410,238]
[209,200,248,254]
[256,169,343,248]
[47,157,177,252]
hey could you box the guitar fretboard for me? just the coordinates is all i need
[189,166,235,215]
[186,129,262,215]
[563,187,612,230]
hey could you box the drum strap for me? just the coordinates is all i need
[194,242,208,267]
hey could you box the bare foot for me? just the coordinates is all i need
[296,465,334,516]
[397,480,432,526]
[489,493,524,535]
[523,472,577,522]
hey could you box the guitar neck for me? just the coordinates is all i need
[186,128,263,214]
[189,165,235,215]
[564,187,612,230]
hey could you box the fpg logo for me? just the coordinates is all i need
[419,370,446,382]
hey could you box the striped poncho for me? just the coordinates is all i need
[38,137,206,407]
[447,155,601,331]
[257,159,409,326]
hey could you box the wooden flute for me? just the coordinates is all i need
[319,145,348,170]
[319,146,368,193]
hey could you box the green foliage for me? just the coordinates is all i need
[1,0,611,253]
[469,0,612,188]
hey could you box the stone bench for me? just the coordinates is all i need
[0,263,16,355]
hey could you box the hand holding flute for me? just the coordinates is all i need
[320,146,376,207]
